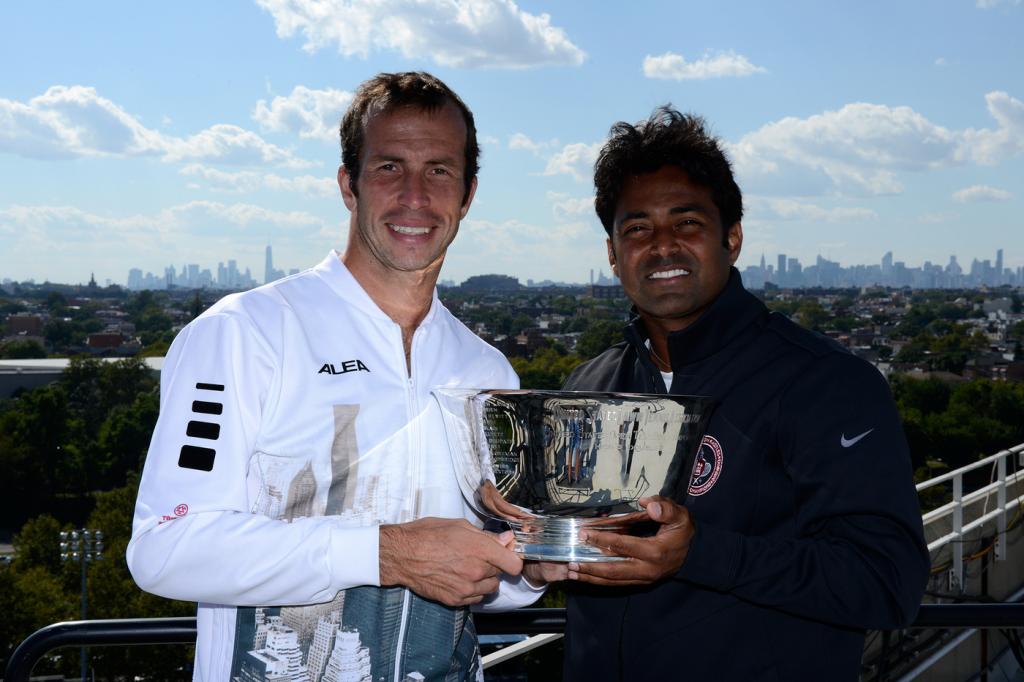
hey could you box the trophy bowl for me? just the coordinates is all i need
[433,389,714,562]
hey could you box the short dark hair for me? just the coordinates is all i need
[594,106,742,245]
[340,71,479,204]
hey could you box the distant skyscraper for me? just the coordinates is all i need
[996,248,1004,285]
[265,245,274,285]
[881,251,893,279]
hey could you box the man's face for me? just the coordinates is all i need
[608,165,742,333]
[339,103,476,277]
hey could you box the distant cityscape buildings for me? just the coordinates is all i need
[742,248,1020,290]
[124,245,298,291]
[115,247,1022,292]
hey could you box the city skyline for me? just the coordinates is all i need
[67,244,1024,290]
[2,243,1020,291]
[1,2,1022,285]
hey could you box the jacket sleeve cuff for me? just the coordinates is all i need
[676,521,741,591]
[474,573,547,612]
[329,523,380,588]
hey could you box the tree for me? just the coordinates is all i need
[795,301,829,332]
[511,346,583,389]
[576,319,624,360]
[0,339,46,358]
[84,479,196,677]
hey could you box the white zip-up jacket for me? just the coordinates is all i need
[127,251,542,682]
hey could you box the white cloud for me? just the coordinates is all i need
[165,124,310,167]
[952,185,1013,202]
[747,198,878,223]
[917,211,960,224]
[734,91,1024,197]
[976,0,1021,8]
[0,85,163,160]
[446,216,605,283]
[547,191,594,221]
[733,102,959,196]
[509,132,558,156]
[253,85,353,142]
[543,141,602,181]
[254,0,585,69]
[0,202,330,284]
[0,86,309,167]
[509,132,541,153]
[643,51,766,80]
[934,57,947,66]
[0,201,322,239]
[961,91,1024,164]
[180,164,337,198]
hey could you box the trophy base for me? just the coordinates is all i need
[515,542,628,562]
[509,517,630,563]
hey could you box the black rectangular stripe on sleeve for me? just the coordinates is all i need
[178,445,216,471]
[196,382,225,391]
[192,400,223,415]
[186,420,221,440]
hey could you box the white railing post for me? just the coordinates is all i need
[996,453,1006,561]
[950,474,963,592]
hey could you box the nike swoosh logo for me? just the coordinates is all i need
[841,429,874,448]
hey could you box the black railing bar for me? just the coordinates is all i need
[7,604,1024,682]
[911,603,1024,628]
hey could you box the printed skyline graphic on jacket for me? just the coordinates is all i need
[229,405,478,682]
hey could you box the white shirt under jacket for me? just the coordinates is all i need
[127,251,541,680]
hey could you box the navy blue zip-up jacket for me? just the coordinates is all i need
[561,268,929,681]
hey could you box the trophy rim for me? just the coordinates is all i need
[433,387,715,403]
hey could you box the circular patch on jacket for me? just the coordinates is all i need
[689,435,723,496]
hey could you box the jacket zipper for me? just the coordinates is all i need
[392,322,420,681]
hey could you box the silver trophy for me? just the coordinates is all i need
[434,389,714,562]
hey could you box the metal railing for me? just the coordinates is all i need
[7,605,1024,682]
[916,443,1024,590]
[7,445,1024,680]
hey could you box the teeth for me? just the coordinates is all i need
[389,224,431,235]
[649,268,689,279]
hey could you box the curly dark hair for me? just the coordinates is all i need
[340,71,479,204]
[594,106,742,245]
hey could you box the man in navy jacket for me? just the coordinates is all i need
[532,107,929,680]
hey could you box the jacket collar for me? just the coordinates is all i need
[624,267,767,371]
[315,250,441,327]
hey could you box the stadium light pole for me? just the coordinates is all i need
[60,528,103,681]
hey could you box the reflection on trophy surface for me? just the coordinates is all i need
[434,389,714,562]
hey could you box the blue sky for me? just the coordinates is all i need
[1,0,1022,286]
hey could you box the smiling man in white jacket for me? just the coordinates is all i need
[128,71,543,682]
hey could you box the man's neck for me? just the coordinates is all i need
[341,252,437,370]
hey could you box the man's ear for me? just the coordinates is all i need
[606,238,617,274]
[338,166,357,212]
[726,222,743,265]
[459,176,478,219]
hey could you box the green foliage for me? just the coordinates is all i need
[0,357,159,533]
[795,301,829,332]
[0,338,47,358]
[576,319,624,360]
[0,479,195,676]
[127,290,175,346]
[511,346,584,389]
[893,375,1024,471]
[45,291,68,314]
[0,298,28,315]
[766,299,799,317]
